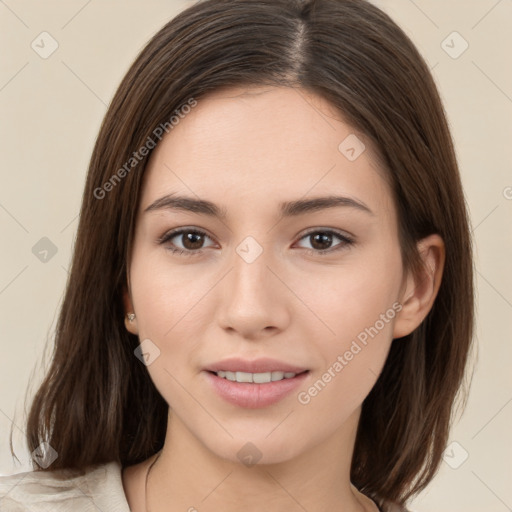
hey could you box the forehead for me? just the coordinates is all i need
[139,85,394,220]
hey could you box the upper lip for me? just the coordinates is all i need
[204,357,308,374]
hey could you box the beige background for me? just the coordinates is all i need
[1,1,511,511]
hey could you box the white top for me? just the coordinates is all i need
[0,461,406,512]
[0,461,130,512]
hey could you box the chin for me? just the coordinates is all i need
[201,433,305,467]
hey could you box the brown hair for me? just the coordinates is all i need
[17,0,474,508]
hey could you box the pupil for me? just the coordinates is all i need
[184,232,203,249]
[312,233,331,250]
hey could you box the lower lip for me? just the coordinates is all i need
[203,371,309,409]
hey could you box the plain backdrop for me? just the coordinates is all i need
[1,1,511,511]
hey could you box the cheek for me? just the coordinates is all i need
[128,254,205,409]
[293,303,397,441]
[128,249,217,400]
[299,245,402,343]
[292,248,401,407]
[130,249,207,337]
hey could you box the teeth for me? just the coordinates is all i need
[236,371,253,383]
[215,370,298,383]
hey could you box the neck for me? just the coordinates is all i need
[144,407,374,512]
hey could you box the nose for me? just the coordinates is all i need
[216,246,291,340]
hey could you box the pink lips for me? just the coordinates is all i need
[203,357,309,409]
[204,357,308,374]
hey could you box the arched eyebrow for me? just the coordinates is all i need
[143,194,374,218]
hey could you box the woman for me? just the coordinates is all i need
[0,0,474,511]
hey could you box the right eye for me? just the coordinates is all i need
[157,228,216,256]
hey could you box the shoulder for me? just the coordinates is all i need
[381,501,412,512]
[0,461,130,512]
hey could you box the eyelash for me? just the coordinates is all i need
[157,227,355,257]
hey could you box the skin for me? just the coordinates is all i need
[121,85,445,512]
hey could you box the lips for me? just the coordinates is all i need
[202,357,310,408]
[215,370,300,383]
[204,357,308,374]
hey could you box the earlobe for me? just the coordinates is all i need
[122,284,139,335]
[393,234,445,339]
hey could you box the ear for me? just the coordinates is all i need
[122,283,139,335]
[393,234,445,339]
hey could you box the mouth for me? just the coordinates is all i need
[202,357,310,408]
[204,357,309,375]
[208,369,309,383]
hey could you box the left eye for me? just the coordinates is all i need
[158,228,354,256]
[295,230,354,254]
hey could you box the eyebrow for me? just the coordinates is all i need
[143,193,374,218]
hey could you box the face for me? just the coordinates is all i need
[125,85,408,464]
